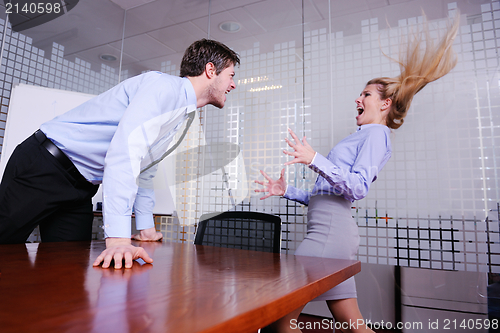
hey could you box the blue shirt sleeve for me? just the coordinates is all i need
[308,127,391,202]
[133,165,158,231]
[283,185,312,205]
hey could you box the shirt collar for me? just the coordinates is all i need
[357,123,389,131]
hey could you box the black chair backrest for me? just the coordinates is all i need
[194,211,281,253]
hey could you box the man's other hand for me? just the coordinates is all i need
[132,227,163,241]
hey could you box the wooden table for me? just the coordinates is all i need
[0,241,360,333]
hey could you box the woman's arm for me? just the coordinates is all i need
[283,127,391,202]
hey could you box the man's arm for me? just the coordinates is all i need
[96,76,179,267]
[131,165,163,241]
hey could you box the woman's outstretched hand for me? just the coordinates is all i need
[283,128,316,165]
[254,169,286,200]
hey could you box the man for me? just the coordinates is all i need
[0,39,239,269]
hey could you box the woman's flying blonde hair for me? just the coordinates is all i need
[368,11,460,129]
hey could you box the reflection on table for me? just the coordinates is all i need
[0,240,360,333]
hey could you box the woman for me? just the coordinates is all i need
[255,13,460,333]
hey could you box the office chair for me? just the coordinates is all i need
[194,211,281,253]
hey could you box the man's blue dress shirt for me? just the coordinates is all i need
[40,72,197,238]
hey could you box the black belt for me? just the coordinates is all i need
[34,130,88,183]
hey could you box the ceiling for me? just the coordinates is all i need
[0,0,491,77]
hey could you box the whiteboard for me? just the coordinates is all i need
[0,83,175,215]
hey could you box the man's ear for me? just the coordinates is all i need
[205,62,216,79]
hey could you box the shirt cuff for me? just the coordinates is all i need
[282,184,289,197]
[308,152,318,166]
[135,213,155,231]
[103,214,132,239]
[308,152,329,176]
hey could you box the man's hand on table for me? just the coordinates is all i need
[131,227,163,242]
[93,228,163,269]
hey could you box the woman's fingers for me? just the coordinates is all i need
[284,137,296,149]
[260,169,273,181]
[284,158,299,166]
[302,136,312,148]
[288,128,301,144]
[260,193,272,200]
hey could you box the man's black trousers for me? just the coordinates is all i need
[0,132,99,244]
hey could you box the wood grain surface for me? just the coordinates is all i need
[0,241,360,333]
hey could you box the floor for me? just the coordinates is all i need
[297,314,399,333]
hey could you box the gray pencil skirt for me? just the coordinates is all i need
[294,194,360,301]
